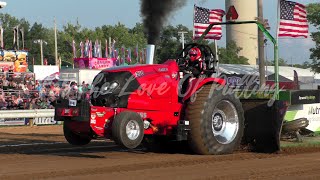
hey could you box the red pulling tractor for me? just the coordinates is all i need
[55,21,288,155]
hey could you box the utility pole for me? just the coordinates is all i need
[258,0,266,87]
[178,31,188,56]
[54,17,58,66]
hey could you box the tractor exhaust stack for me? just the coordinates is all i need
[146,44,155,64]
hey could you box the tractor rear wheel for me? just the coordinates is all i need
[63,121,91,146]
[186,84,244,155]
[112,111,144,149]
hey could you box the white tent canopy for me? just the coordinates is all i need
[218,64,316,83]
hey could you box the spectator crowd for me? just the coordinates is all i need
[0,72,92,110]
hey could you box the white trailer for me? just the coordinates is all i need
[34,65,60,81]
[59,69,101,85]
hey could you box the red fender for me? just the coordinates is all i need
[182,77,226,102]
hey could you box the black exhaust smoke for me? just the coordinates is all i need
[140,0,187,44]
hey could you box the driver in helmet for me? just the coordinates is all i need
[187,47,204,77]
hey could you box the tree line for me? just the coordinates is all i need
[307,3,320,73]
[0,13,252,69]
[0,5,319,72]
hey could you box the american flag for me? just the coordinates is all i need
[105,39,108,58]
[84,39,89,57]
[111,39,116,58]
[89,40,92,58]
[126,48,131,64]
[193,5,225,40]
[135,44,139,62]
[278,0,309,38]
[80,41,84,58]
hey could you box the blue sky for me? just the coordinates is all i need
[1,0,319,64]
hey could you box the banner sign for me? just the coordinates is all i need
[33,117,57,125]
[0,50,28,72]
[290,90,320,105]
[218,73,259,89]
[74,58,116,69]
[285,103,320,132]
[0,62,14,72]
[0,118,26,126]
[0,117,60,126]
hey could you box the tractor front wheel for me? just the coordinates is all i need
[186,84,245,155]
[112,111,144,149]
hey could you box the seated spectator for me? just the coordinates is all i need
[0,98,7,110]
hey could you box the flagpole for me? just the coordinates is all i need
[214,39,220,77]
[274,0,280,99]
[192,4,196,41]
[276,0,280,42]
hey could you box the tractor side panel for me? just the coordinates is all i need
[90,106,181,138]
[128,72,173,111]
[90,106,116,138]
[241,99,287,153]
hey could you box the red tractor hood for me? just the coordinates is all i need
[101,60,179,77]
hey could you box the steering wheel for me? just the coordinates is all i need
[176,43,203,72]
[176,43,216,77]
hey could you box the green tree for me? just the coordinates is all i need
[293,61,310,69]
[268,58,288,66]
[156,25,191,63]
[29,22,53,65]
[218,41,249,64]
[307,3,320,72]
[302,61,311,69]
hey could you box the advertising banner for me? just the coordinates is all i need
[74,58,116,69]
[290,90,320,105]
[33,117,58,125]
[0,50,28,72]
[218,73,259,89]
[0,62,14,72]
[0,118,26,126]
[285,103,320,132]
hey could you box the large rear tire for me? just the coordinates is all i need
[186,84,244,155]
[112,111,144,149]
[63,121,91,146]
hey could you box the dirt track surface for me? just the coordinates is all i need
[1,126,320,180]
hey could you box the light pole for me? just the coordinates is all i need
[178,31,188,56]
[34,39,47,65]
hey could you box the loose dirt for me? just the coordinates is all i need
[0,125,320,180]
